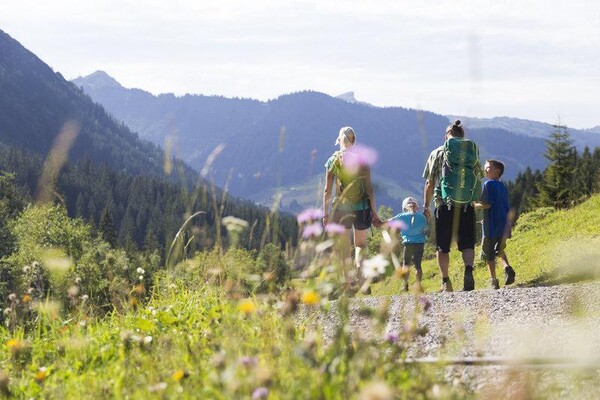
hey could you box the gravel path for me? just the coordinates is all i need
[299,282,600,398]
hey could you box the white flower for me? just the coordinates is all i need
[136,267,145,274]
[362,255,389,279]
[139,275,144,281]
[144,336,153,344]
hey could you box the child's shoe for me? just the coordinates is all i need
[462,266,475,291]
[489,278,500,290]
[504,266,516,285]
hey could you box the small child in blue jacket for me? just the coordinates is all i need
[389,197,429,292]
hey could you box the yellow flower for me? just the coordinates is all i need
[22,294,32,303]
[35,367,48,383]
[6,339,19,350]
[172,369,188,381]
[238,299,256,315]
[301,290,320,305]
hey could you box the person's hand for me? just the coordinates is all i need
[423,206,431,220]
[372,214,383,228]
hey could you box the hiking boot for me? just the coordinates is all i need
[504,266,516,285]
[462,266,475,291]
[489,278,500,290]
[439,279,453,292]
[402,280,409,292]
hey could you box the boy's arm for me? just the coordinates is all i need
[473,201,490,210]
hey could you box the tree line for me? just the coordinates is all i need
[0,146,298,258]
[507,125,600,214]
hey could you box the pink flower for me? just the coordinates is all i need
[384,331,399,344]
[324,222,346,235]
[302,222,323,239]
[297,208,324,224]
[386,220,407,231]
[343,144,378,173]
[252,387,269,399]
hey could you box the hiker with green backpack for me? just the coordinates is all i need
[422,120,483,292]
[323,126,381,290]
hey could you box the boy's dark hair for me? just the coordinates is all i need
[445,119,465,138]
[487,159,505,178]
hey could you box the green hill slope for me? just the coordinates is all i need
[373,195,600,294]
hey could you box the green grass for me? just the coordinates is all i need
[372,195,600,294]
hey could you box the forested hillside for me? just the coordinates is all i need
[0,30,296,252]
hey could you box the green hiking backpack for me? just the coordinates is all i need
[331,151,368,208]
[440,137,481,203]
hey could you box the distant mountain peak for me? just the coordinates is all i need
[335,91,373,107]
[73,70,122,90]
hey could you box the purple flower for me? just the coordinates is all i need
[384,331,399,344]
[343,144,378,172]
[419,296,432,312]
[302,223,323,239]
[297,208,324,224]
[324,222,346,235]
[240,356,258,367]
[252,387,269,400]
[386,220,407,231]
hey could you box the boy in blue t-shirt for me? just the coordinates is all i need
[474,159,516,289]
[389,197,429,292]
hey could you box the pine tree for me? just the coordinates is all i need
[99,206,117,247]
[536,124,576,208]
[575,146,594,199]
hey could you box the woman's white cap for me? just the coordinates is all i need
[335,126,356,145]
[402,197,418,211]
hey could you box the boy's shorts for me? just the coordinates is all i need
[332,207,372,230]
[434,203,476,253]
[481,237,507,261]
[403,243,425,271]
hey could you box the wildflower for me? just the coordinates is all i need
[315,239,334,253]
[222,216,249,233]
[7,293,16,302]
[22,265,30,273]
[302,223,323,239]
[419,296,432,312]
[3,308,12,315]
[240,356,258,368]
[139,275,144,281]
[6,339,20,351]
[22,294,32,303]
[362,255,389,279]
[301,290,320,305]
[67,286,79,298]
[136,267,145,274]
[252,387,269,400]
[148,382,168,392]
[80,294,89,302]
[384,332,399,344]
[172,369,189,382]
[324,222,345,236]
[343,144,378,173]
[239,299,256,315]
[386,220,406,231]
[35,367,48,383]
[297,208,323,224]
[75,277,81,284]
[358,381,393,400]
[143,336,153,345]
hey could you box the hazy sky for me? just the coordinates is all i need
[2,0,599,128]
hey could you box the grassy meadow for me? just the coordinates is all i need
[1,195,600,398]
